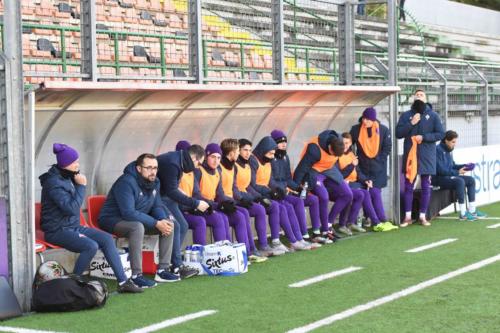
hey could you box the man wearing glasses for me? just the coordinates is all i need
[99,153,180,288]
[157,144,209,279]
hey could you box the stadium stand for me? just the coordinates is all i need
[5,0,500,84]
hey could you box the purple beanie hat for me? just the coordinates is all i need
[271,129,287,144]
[175,140,191,152]
[53,143,79,168]
[205,143,222,156]
[362,107,377,121]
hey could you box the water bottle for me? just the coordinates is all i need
[184,247,192,262]
[300,182,308,200]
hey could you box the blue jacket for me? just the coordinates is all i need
[350,120,391,188]
[293,130,343,188]
[157,150,200,210]
[433,141,465,182]
[396,105,444,176]
[39,165,86,233]
[249,136,279,197]
[98,162,167,233]
[271,150,301,192]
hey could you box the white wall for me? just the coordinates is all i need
[405,0,500,36]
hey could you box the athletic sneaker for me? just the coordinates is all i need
[259,244,285,257]
[399,218,413,228]
[373,223,386,232]
[172,265,199,279]
[248,254,268,263]
[419,217,431,227]
[381,222,399,230]
[117,278,144,293]
[338,226,353,236]
[322,231,341,242]
[472,210,487,218]
[291,241,311,251]
[362,218,372,228]
[459,211,477,221]
[311,234,333,244]
[302,240,321,249]
[271,240,290,253]
[132,274,157,288]
[349,224,366,233]
[155,270,181,283]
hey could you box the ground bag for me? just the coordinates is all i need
[201,241,248,276]
[32,276,108,312]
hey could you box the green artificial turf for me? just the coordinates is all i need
[3,203,500,333]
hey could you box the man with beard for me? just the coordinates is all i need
[40,143,142,293]
[397,90,444,227]
[98,153,179,288]
[433,130,486,221]
[157,145,208,279]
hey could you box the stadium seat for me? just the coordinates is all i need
[34,202,88,249]
[86,195,107,230]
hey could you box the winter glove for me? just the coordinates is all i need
[259,197,272,208]
[463,163,475,171]
[218,200,237,214]
[238,198,253,209]
[270,187,286,201]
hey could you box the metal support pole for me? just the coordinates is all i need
[387,0,400,224]
[272,0,285,84]
[425,60,448,129]
[80,0,97,81]
[188,0,203,83]
[1,0,33,311]
[338,1,354,85]
[468,63,489,145]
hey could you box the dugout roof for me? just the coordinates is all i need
[33,82,399,198]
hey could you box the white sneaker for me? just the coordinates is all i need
[303,240,321,249]
[271,240,290,253]
[349,224,366,233]
[259,244,286,256]
[312,234,333,244]
[301,239,318,249]
[291,241,311,251]
[338,226,353,236]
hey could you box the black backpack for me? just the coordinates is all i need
[32,262,108,312]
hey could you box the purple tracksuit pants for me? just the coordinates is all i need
[403,174,431,214]
[284,194,321,236]
[368,187,387,222]
[324,180,354,224]
[241,202,269,248]
[339,188,381,226]
[184,211,228,245]
[219,208,254,255]
[311,176,334,232]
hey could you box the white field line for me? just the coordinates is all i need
[486,223,500,229]
[405,238,457,253]
[0,327,66,333]
[289,267,363,288]
[127,310,217,333]
[438,216,500,220]
[287,253,500,333]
